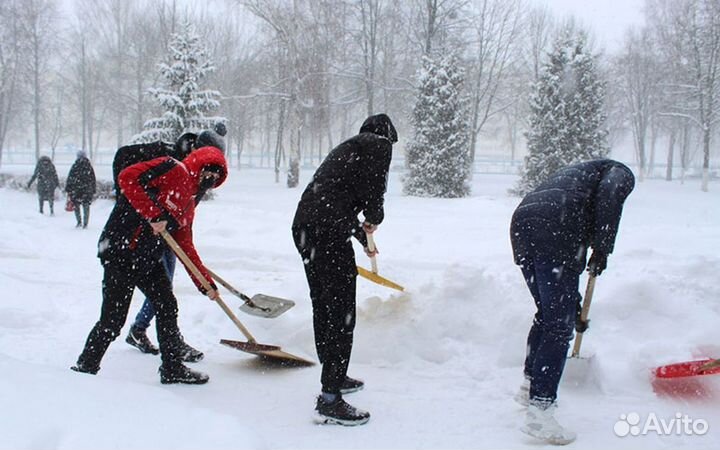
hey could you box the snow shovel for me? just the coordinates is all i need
[562,275,601,388]
[207,268,295,319]
[356,233,405,292]
[159,229,314,366]
[652,358,720,400]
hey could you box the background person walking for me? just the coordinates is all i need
[27,156,60,215]
[65,151,96,228]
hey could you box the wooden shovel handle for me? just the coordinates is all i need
[571,275,596,357]
[159,229,257,343]
[366,232,378,273]
[700,359,720,372]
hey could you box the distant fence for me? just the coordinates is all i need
[0,149,115,166]
[2,148,716,179]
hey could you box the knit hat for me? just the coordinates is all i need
[196,129,226,153]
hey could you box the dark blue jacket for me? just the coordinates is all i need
[510,159,635,272]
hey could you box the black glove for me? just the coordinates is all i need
[587,251,608,276]
[575,300,590,333]
[575,315,590,333]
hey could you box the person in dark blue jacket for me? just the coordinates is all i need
[510,159,635,444]
[292,113,397,426]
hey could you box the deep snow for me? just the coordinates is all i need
[1,162,719,450]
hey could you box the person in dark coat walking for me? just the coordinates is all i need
[71,146,228,384]
[510,159,635,444]
[27,156,60,215]
[116,130,225,361]
[292,113,397,426]
[65,151,97,228]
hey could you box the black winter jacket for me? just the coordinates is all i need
[510,159,635,273]
[28,156,59,199]
[98,148,227,279]
[293,114,396,247]
[66,156,97,203]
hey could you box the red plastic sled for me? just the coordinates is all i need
[652,359,720,400]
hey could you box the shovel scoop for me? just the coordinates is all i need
[159,229,313,366]
[562,276,602,390]
[207,269,295,319]
[357,232,405,292]
[652,358,720,400]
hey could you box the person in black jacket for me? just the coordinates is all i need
[27,156,60,215]
[65,151,97,228]
[292,113,397,426]
[71,146,228,384]
[114,130,225,362]
[510,159,635,444]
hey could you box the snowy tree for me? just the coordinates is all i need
[135,21,224,143]
[515,29,609,195]
[403,53,472,198]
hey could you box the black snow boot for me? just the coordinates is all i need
[178,340,204,363]
[70,361,100,375]
[314,395,370,426]
[340,376,364,394]
[125,325,160,355]
[159,362,209,385]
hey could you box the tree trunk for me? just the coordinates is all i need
[701,125,710,192]
[274,100,286,184]
[680,123,690,185]
[33,35,41,160]
[632,123,646,182]
[647,119,658,179]
[665,128,675,181]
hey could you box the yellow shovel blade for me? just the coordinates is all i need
[356,266,405,292]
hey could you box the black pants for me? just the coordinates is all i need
[38,195,54,214]
[76,256,184,370]
[293,224,357,395]
[73,200,91,227]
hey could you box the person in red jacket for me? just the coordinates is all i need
[71,146,227,384]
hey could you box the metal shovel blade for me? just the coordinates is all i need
[562,354,601,390]
[220,339,315,366]
[208,269,295,319]
[238,294,296,319]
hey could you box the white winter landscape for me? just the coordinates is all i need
[0,162,718,450]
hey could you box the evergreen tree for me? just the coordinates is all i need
[515,29,609,195]
[403,53,472,198]
[135,21,224,143]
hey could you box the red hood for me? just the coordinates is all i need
[182,146,228,188]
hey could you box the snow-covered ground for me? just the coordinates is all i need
[1,162,718,449]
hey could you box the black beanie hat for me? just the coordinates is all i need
[196,129,226,153]
[214,122,227,137]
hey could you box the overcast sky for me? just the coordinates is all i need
[533,0,646,52]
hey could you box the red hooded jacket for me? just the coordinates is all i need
[116,146,227,292]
